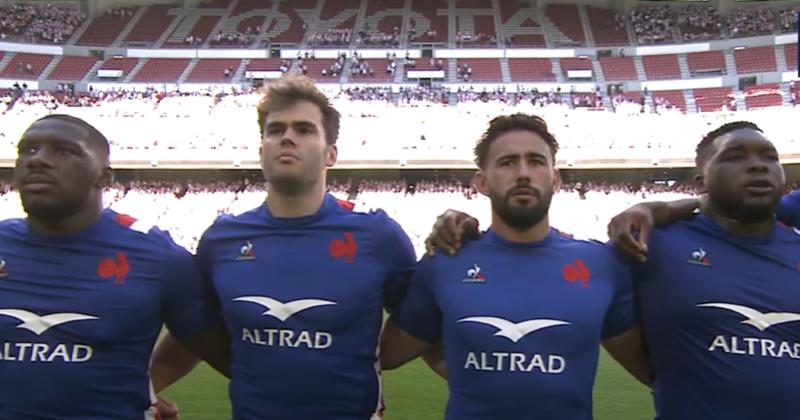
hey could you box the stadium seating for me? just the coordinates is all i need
[686,51,726,75]
[785,44,798,71]
[693,87,734,112]
[410,0,449,43]
[77,7,138,46]
[652,90,687,112]
[599,57,637,81]
[560,57,593,78]
[270,0,314,43]
[509,58,555,81]
[123,4,176,45]
[48,56,98,81]
[545,4,585,45]
[164,15,220,47]
[456,59,502,81]
[1,53,53,79]
[734,46,777,74]
[744,84,782,110]
[186,59,241,82]
[96,57,139,78]
[642,54,681,80]
[131,59,190,82]
[366,0,403,35]
[586,6,628,46]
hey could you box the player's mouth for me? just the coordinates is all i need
[743,179,774,195]
[21,173,57,191]
[276,152,299,163]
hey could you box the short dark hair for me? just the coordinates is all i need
[473,113,559,169]
[256,74,340,145]
[33,114,110,160]
[695,121,762,168]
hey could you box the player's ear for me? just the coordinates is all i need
[325,144,337,167]
[97,166,113,189]
[693,172,707,194]
[473,169,488,196]
[552,167,562,190]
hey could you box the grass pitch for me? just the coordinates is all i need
[163,349,654,419]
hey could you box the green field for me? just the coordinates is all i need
[163,350,654,419]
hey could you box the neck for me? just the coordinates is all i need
[265,181,326,218]
[704,203,774,237]
[490,213,551,243]
[26,201,103,236]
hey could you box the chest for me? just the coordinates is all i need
[641,236,800,340]
[0,240,164,345]
[208,232,389,327]
[435,253,618,347]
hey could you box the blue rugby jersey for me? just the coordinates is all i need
[637,213,800,420]
[196,193,416,420]
[0,209,213,420]
[392,228,635,420]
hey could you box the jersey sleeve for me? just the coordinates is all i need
[373,211,417,312]
[390,256,442,343]
[777,189,800,227]
[159,230,222,338]
[600,247,637,340]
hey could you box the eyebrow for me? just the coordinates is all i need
[496,151,549,161]
[265,121,317,130]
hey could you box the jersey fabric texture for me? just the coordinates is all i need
[0,209,213,420]
[392,228,635,420]
[196,193,416,420]
[636,213,800,420]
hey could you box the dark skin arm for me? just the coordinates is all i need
[150,327,230,394]
[601,323,651,387]
[607,197,702,262]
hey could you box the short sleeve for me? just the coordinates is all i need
[390,256,442,343]
[161,234,222,338]
[374,212,417,312]
[601,248,636,340]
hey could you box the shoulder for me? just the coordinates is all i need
[0,218,27,234]
[105,210,188,256]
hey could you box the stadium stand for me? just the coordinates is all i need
[77,7,138,46]
[586,6,629,46]
[786,44,798,71]
[599,56,637,81]
[686,50,727,75]
[48,56,98,81]
[509,58,556,81]
[1,53,53,79]
[545,4,585,45]
[123,4,176,46]
[131,59,190,82]
[642,54,681,80]
[734,46,777,74]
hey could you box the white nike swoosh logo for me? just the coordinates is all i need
[457,316,570,343]
[233,296,337,321]
[698,303,800,331]
[0,309,98,335]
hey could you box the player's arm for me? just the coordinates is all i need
[607,197,701,262]
[421,342,447,379]
[156,236,231,388]
[150,333,201,393]
[602,323,651,387]
[381,317,440,370]
[150,328,231,393]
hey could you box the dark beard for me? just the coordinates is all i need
[490,186,553,230]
